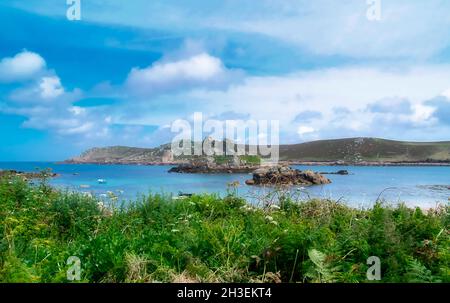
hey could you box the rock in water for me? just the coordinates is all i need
[246,166,331,186]
[320,170,349,175]
[168,163,257,174]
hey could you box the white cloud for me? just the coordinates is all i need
[126,52,242,96]
[17,0,450,60]
[189,65,450,120]
[59,122,95,135]
[143,53,223,81]
[0,51,109,139]
[175,64,450,142]
[9,75,77,104]
[39,76,64,99]
[297,126,315,136]
[441,89,450,99]
[204,0,450,59]
[0,50,46,82]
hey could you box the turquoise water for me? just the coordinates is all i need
[1,162,449,208]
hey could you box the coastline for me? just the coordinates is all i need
[60,160,450,167]
[286,161,450,167]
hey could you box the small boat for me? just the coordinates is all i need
[97,179,107,184]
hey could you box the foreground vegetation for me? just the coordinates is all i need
[0,175,448,283]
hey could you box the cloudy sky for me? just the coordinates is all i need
[1,0,450,160]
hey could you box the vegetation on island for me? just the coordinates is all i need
[0,175,448,283]
[66,137,450,165]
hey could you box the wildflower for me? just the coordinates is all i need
[269,204,280,210]
[265,215,274,222]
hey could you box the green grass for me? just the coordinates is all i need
[0,176,448,283]
[240,155,261,165]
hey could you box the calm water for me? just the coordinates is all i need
[1,162,449,208]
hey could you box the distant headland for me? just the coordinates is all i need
[63,137,450,167]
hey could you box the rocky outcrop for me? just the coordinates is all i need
[0,170,58,180]
[245,166,331,186]
[168,163,257,174]
[320,170,349,175]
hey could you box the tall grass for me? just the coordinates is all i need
[0,176,448,283]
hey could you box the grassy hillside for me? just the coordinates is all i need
[279,138,450,162]
[0,176,448,283]
[67,145,169,163]
[66,138,450,164]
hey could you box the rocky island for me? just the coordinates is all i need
[245,166,331,186]
[65,137,450,166]
[0,169,58,180]
[168,163,258,174]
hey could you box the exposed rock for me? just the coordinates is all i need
[246,166,331,186]
[168,163,257,174]
[162,150,174,163]
[245,179,255,185]
[0,169,59,180]
[320,170,349,175]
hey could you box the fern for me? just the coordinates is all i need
[405,259,441,283]
[305,249,341,283]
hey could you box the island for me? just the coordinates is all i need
[64,137,450,166]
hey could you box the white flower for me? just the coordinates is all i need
[265,215,274,222]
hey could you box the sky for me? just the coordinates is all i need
[1,0,450,160]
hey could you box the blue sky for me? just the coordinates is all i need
[1,0,450,160]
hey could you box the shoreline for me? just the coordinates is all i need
[59,160,450,167]
[286,161,450,167]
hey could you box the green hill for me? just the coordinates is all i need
[66,137,450,164]
[278,137,450,162]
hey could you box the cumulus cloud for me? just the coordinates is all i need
[425,96,450,125]
[9,75,80,104]
[126,52,243,96]
[0,51,112,140]
[80,61,450,145]
[297,126,315,136]
[39,76,64,99]
[0,50,46,82]
[179,64,450,143]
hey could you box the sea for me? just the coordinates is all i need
[1,162,449,209]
